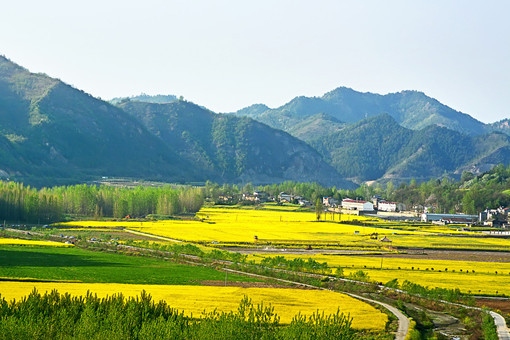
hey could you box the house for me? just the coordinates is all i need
[322,197,339,207]
[341,198,374,211]
[298,199,312,207]
[278,192,293,203]
[379,236,392,242]
[253,191,269,202]
[479,207,509,227]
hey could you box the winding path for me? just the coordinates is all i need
[489,311,510,340]
[222,267,410,340]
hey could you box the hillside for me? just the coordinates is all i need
[0,57,353,188]
[118,100,352,187]
[233,87,487,136]
[310,114,510,182]
[0,56,196,186]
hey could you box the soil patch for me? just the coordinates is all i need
[200,280,316,289]
[367,249,510,262]
[476,298,510,314]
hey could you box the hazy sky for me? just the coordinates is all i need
[1,1,509,123]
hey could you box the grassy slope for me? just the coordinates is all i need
[0,245,256,284]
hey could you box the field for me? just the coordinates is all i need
[51,205,510,297]
[0,243,389,332]
[0,281,387,329]
[0,238,74,247]
[249,253,510,295]
[0,245,255,285]
[57,206,510,251]
[6,203,510,338]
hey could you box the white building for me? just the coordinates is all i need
[378,201,406,212]
[421,213,477,223]
[342,199,374,211]
[378,201,397,212]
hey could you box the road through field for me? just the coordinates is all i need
[222,267,410,340]
[344,292,409,340]
[123,229,183,242]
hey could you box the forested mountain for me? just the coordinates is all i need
[0,56,348,187]
[0,56,196,186]
[118,100,352,187]
[233,87,487,136]
[310,114,510,182]
[1,55,508,187]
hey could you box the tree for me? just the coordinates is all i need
[315,198,323,221]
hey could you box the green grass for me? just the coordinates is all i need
[0,245,257,285]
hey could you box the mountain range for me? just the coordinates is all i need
[0,55,509,188]
[230,87,510,183]
[0,56,346,187]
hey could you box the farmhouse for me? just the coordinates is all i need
[479,207,510,228]
[242,191,269,203]
[322,197,339,207]
[298,199,312,206]
[342,199,374,211]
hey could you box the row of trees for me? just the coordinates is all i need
[0,181,204,223]
[2,164,509,223]
[0,290,355,339]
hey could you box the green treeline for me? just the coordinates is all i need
[0,290,355,340]
[2,163,509,224]
[384,165,510,214]
[204,180,342,204]
[0,181,204,223]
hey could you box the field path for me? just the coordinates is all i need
[123,229,183,242]
[489,311,510,340]
[344,293,409,340]
[222,267,410,339]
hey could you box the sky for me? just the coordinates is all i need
[0,0,509,123]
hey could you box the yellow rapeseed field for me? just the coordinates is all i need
[250,253,510,295]
[56,206,510,250]
[0,282,387,330]
[0,238,73,247]
[58,207,424,245]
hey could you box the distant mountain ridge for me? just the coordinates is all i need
[110,94,178,105]
[232,86,488,138]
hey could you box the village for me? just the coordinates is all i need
[231,191,510,230]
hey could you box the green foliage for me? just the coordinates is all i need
[400,280,474,305]
[481,311,498,340]
[347,270,370,282]
[260,256,330,274]
[0,290,354,339]
[0,181,204,223]
[315,198,323,221]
